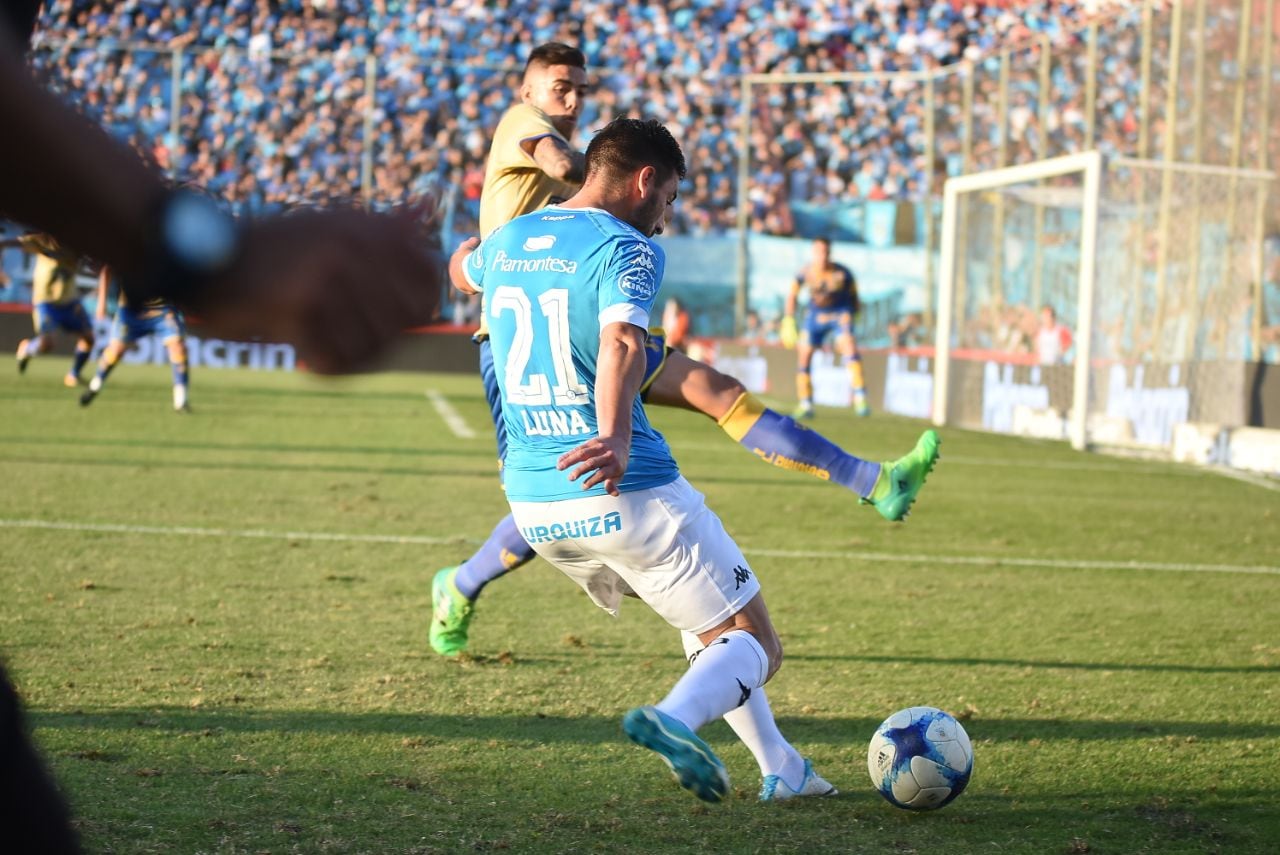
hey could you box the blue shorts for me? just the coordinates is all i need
[479,328,671,465]
[111,306,185,344]
[800,308,854,348]
[33,301,92,337]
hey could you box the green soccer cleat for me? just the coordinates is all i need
[854,391,871,418]
[865,429,941,522]
[429,566,475,656]
[623,706,729,804]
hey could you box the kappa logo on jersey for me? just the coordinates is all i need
[490,249,579,275]
[540,213,576,221]
[521,510,623,544]
[522,235,556,252]
[630,252,657,273]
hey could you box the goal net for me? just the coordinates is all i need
[933,151,1273,452]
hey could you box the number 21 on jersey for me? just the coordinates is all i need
[490,286,589,407]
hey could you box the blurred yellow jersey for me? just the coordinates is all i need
[478,103,578,237]
[21,235,81,305]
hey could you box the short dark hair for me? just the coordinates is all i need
[584,118,686,187]
[814,236,832,249]
[525,42,586,72]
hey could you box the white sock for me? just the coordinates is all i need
[723,690,806,788]
[88,376,102,392]
[657,629,768,732]
[173,384,188,410]
[680,632,805,787]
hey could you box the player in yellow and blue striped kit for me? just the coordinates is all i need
[4,233,95,386]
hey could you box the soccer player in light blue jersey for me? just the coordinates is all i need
[432,44,940,664]
[451,117,837,803]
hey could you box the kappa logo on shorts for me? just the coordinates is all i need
[732,565,752,590]
[521,510,623,544]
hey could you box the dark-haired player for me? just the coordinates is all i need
[432,46,940,663]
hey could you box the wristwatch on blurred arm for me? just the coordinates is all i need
[122,188,241,308]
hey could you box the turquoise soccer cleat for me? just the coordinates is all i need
[865,429,941,522]
[759,758,838,802]
[429,566,475,656]
[623,706,729,803]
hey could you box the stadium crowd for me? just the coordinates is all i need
[10,1,1276,357]
[29,0,1120,237]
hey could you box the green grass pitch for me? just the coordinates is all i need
[1,361,1278,854]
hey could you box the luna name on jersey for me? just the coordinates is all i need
[521,408,592,436]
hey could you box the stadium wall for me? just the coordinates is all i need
[707,339,1280,440]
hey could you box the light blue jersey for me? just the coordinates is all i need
[464,205,680,502]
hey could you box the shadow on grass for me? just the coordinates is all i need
[29,708,1280,745]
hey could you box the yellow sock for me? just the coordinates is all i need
[847,359,865,394]
[796,373,812,403]
[717,392,767,442]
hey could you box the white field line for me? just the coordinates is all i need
[3,518,1277,576]
[424,389,476,439]
[1204,465,1280,493]
[0,518,467,546]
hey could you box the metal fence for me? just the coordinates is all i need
[737,0,1277,358]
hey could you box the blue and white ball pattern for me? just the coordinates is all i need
[867,706,973,810]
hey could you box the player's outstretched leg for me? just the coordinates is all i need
[793,364,814,419]
[66,338,92,387]
[625,627,772,803]
[167,338,190,412]
[16,337,40,374]
[864,429,941,522]
[847,351,870,417]
[80,341,123,407]
[678,632,836,801]
[429,514,536,656]
[720,392,883,499]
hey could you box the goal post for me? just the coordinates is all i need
[933,151,1273,455]
[934,151,1102,450]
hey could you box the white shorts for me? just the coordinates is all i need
[508,476,760,634]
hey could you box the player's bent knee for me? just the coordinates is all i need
[103,341,126,364]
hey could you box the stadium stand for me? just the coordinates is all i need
[5,1,1275,360]
[27,1,1104,232]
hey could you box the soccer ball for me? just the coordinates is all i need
[867,706,973,810]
